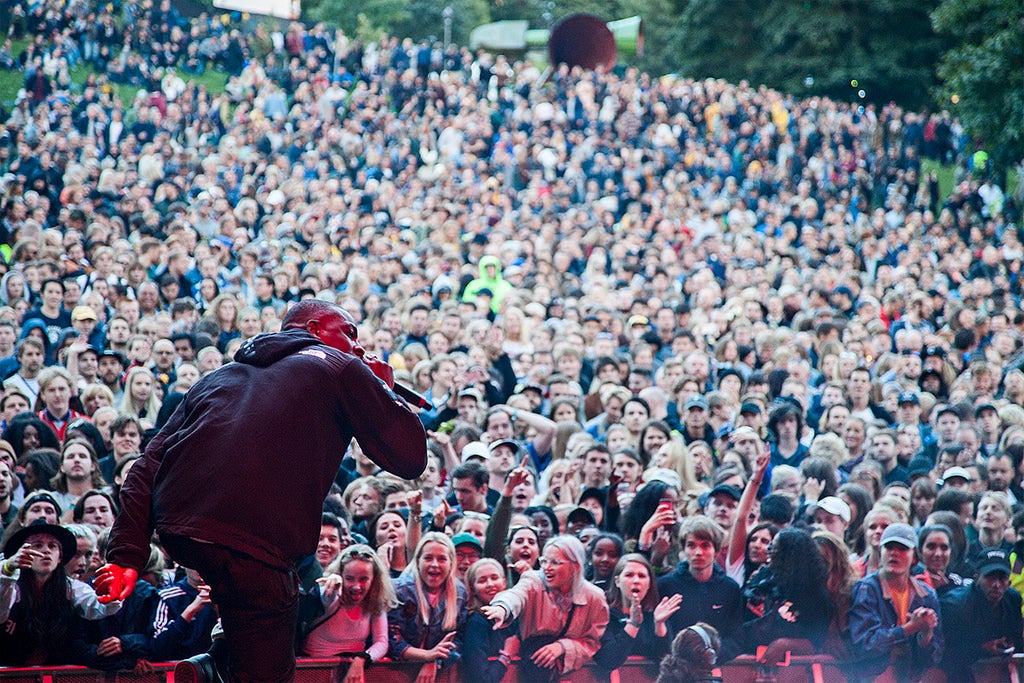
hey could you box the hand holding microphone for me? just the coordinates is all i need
[362,353,431,409]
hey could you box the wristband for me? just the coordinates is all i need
[0,560,13,577]
[352,651,371,663]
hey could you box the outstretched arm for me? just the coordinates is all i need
[728,448,768,567]
[104,398,189,575]
[343,358,428,480]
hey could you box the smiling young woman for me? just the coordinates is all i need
[481,535,610,679]
[387,533,467,683]
[301,544,396,682]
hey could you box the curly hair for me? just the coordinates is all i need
[619,481,671,541]
[769,528,832,618]
[3,415,60,458]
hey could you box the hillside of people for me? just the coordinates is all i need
[0,0,1022,681]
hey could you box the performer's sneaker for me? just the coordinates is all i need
[173,653,225,683]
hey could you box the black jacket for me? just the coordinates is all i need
[68,579,161,669]
[939,582,1023,681]
[657,562,743,661]
[109,329,426,571]
[461,610,518,681]
[593,606,671,674]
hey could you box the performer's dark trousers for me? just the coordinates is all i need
[162,533,299,682]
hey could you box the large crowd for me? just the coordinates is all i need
[0,0,1021,680]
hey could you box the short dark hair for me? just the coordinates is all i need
[72,488,118,522]
[934,487,975,514]
[321,512,342,533]
[282,300,345,330]
[110,414,143,437]
[40,277,65,294]
[759,494,795,525]
[451,462,488,488]
[170,332,195,349]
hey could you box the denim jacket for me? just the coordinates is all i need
[848,572,943,680]
[387,575,467,667]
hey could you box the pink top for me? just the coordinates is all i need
[303,599,389,660]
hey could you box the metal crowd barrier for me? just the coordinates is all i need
[1,654,1021,682]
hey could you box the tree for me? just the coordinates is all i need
[391,0,491,45]
[308,0,488,46]
[667,0,945,108]
[306,0,412,41]
[932,0,1024,170]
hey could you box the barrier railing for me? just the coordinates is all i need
[1,654,1021,682]
[1,657,649,683]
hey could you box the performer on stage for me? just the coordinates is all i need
[96,301,427,682]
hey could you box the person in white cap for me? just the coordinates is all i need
[940,466,972,489]
[811,496,851,539]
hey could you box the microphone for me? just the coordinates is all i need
[392,383,431,410]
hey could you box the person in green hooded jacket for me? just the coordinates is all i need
[462,255,515,313]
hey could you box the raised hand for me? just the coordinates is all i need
[653,594,683,625]
[429,631,457,660]
[504,465,531,497]
[432,499,452,530]
[316,573,343,598]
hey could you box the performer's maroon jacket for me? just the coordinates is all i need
[107,328,426,572]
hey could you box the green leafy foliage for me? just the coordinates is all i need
[932,0,1024,168]
[666,0,944,108]
[308,0,489,44]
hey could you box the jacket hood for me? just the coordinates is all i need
[477,255,504,281]
[19,318,50,349]
[233,328,322,368]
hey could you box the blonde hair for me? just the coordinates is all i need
[874,495,910,523]
[405,532,459,631]
[654,434,706,496]
[465,558,505,610]
[80,383,116,414]
[532,459,578,507]
[808,432,849,469]
[326,544,398,616]
[118,366,162,420]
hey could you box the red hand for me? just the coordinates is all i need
[363,354,395,388]
[95,564,138,603]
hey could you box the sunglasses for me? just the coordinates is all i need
[462,511,491,522]
[341,546,376,561]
